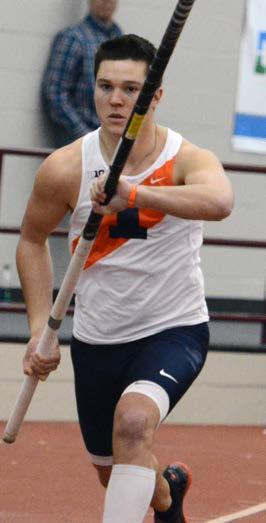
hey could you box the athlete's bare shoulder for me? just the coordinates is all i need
[179,138,222,161]
[37,138,83,210]
[174,137,224,185]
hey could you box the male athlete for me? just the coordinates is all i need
[20,35,234,522]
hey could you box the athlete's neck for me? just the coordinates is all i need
[99,123,163,176]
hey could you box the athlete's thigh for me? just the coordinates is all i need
[70,337,124,458]
[123,323,209,414]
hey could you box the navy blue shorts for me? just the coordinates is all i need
[70,323,209,459]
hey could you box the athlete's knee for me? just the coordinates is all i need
[93,464,112,488]
[114,405,155,446]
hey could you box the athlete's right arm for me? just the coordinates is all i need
[17,151,73,379]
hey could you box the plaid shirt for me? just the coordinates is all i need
[42,15,122,143]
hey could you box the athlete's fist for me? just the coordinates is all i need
[23,335,61,381]
[90,173,132,215]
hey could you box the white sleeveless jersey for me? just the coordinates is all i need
[69,128,209,344]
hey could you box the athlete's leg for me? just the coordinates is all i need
[151,456,173,513]
[95,462,169,507]
[93,457,170,510]
[93,464,112,488]
[108,323,209,521]
[70,336,124,463]
[102,392,172,522]
[113,393,159,465]
[113,392,172,512]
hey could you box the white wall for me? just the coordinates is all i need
[0,0,265,299]
[0,0,87,147]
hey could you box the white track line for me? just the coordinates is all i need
[205,502,266,523]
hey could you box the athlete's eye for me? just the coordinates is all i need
[125,86,139,94]
[99,83,112,92]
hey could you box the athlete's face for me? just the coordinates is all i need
[94,59,147,136]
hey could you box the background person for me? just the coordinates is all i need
[20,35,234,523]
[41,0,122,147]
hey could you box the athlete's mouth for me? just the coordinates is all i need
[108,114,125,119]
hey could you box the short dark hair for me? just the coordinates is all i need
[94,34,157,78]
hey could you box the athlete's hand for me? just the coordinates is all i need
[23,335,61,381]
[90,173,132,215]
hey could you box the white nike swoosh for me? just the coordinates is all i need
[159,369,178,384]
[150,176,166,185]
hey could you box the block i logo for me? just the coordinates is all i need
[255,32,266,74]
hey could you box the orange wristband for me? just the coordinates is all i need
[127,185,137,208]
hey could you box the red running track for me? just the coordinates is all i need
[1,423,266,522]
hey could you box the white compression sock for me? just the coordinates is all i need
[102,464,156,523]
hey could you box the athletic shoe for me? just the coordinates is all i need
[154,462,192,523]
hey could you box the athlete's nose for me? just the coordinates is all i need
[109,88,124,105]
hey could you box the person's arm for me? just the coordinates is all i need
[91,143,234,221]
[134,143,234,220]
[17,152,72,379]
[42,30,90,138]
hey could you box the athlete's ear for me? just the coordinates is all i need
[151,87,163,110]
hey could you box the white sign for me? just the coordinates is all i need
[232,0,266,153]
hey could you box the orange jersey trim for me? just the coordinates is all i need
[72,155,176,270]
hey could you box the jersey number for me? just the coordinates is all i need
[109,209,147,239]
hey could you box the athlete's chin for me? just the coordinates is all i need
[105,121,127,137]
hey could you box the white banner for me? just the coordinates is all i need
[232,0,266,153]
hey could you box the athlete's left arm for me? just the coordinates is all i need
[90,144,234,221]
[134,144,234,221]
